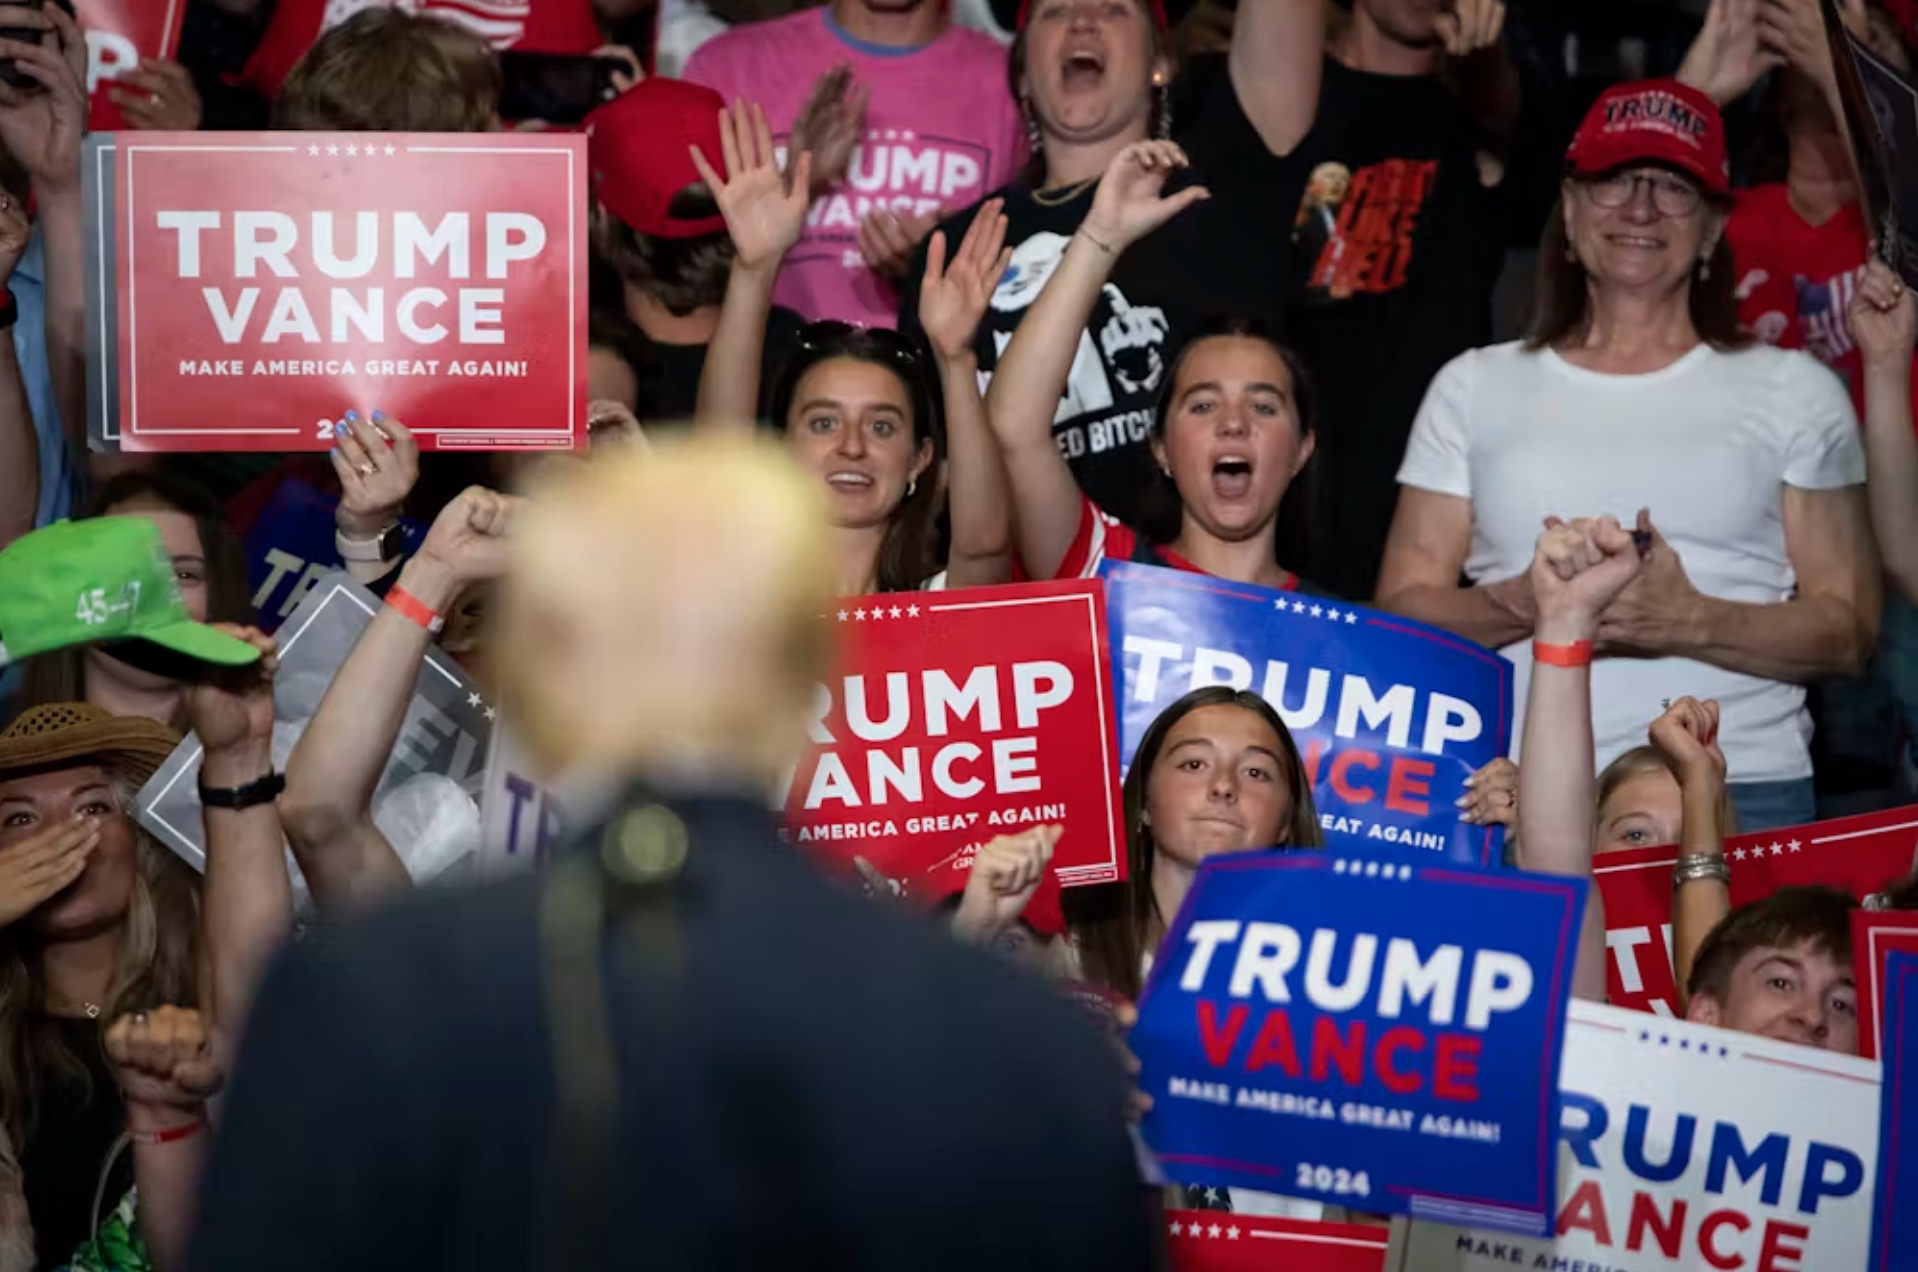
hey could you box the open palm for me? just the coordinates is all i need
[690,101,814,273]
[1083,141,1210,255]
[918,198,1011,361]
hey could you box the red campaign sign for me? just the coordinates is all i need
[1854,910,1918,1060]
[781,581,1126,894]
[77,0,187,132]
[1596,804,1918,1017]
[1164,1212,1388,1272]
[113,133,586,453]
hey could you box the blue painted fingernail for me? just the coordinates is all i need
[371,410,385,422]
[329,446,339,456]
[334,422,349,437]
[344,410,358,421]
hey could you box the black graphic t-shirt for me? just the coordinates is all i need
[1277,57,1556,602]
[898,65,1302,530]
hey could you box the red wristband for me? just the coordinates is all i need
[1532,639,1595,668]
[386,585,445,635]
[128,1118,204,1146]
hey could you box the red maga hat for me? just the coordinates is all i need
[1565,78,1730,198]
[586,77,730,239]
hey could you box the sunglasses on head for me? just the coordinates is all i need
[795,320,922,368]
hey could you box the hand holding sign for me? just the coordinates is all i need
[1083,141,1210,255]
[1851,257,1918,370]
[108,57,200,130]
[693,100,812,275]
[951,824,1061,942]
[0,1,84,196]
[330,412,420,540]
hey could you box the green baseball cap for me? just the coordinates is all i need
[0,518,262,669]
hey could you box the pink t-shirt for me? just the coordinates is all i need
[684,10,1026,328]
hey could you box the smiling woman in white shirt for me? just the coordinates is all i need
[1376,79,1879,835]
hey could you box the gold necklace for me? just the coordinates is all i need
[1032,177,1098,208]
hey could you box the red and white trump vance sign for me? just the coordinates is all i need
[781,581,1127,891]
[77,0,187,131]
[112,133,585,452]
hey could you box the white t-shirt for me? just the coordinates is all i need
[1396,340,1865,783]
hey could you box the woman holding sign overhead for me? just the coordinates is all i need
[694,102,1014,594]
[1379,79,1878,834]
[981,141,1322,593]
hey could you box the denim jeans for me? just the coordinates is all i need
[1810,590,1918,819]
[1728,778,1818,835]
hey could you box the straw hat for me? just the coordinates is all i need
[0,703,182,790]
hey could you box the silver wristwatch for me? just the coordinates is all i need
[335,523,404,564]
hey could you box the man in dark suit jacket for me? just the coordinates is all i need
[188,440,1157,1272]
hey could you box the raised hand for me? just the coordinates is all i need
[1082,141,1210,256]
[918,199,1012,363]
[1596,510,1707,655]
[107,1006,224,1129]
[1436,0,1506,58]
[1649,695,1727,787]
[1678,0,1786,106]
[689,100,813,274]
[1529,514,1644,641]
[417,486,519,587]
[0,815,100,928]
[857,205,945,281]
[0,3,87,197]
[1850,259,1917,371]
[788,65,867,194]
[1754,0,1836,89]
[951,825,1062,941]
[331,411,420,541]
[187,626,278,758]
[109,58,204,131]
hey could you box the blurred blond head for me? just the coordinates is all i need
[494,436,835,791]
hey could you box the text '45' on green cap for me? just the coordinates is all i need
[0,518,261,669]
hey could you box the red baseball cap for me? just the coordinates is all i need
[931,847,1068,940]
[1565,78,1730,198]
[586,77,729,239]
[1015,0,1167,33]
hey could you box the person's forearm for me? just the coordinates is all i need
[1378,573,1535,649]
[199,738,293,1056]
[1227,0,1325,156]
[127,1109,209,1272]
[1667,590,1878,682]
[1444,50,1523,159]
[279,559,449,907]
[940,352,1012,588]
[1863,360,1918,603]
[1671,773,1729,1002]
[1515,629,1606,1001]
[37,188,85,453]
[0,339,39,546]
[696,261,779,432]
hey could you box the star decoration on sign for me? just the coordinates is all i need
[1309,605,1324,618]
[1769,842,1784,857]
[1788,839,1801,852]
[385,145,397,156]
[1226,1227,1240,1240]
[346,144,359,156]
[1208,1225,1223,1238]
[889,606,903,618]
[466,693,481,708]
[484,707,497,721]
[1731,847,1747,862]
[907,604,920,617]
[307,144,321,155]
[837,609,849,622]
[855,608,869,620]
[327,144,339,155]
[1344,611,1357,623]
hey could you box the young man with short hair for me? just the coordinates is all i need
[1685,885,1859,1054]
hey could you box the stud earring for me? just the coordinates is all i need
[907,478,918,498]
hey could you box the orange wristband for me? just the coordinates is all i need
[386,585,445,635]
[1532,639,1594,668]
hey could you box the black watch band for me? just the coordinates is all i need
[198,769,286,810]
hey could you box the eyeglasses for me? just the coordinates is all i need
[796,320,922,369]
[1582,170,1704,218]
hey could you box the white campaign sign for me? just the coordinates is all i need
[476,723,565,875]
[1396,1000,1880,1272]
